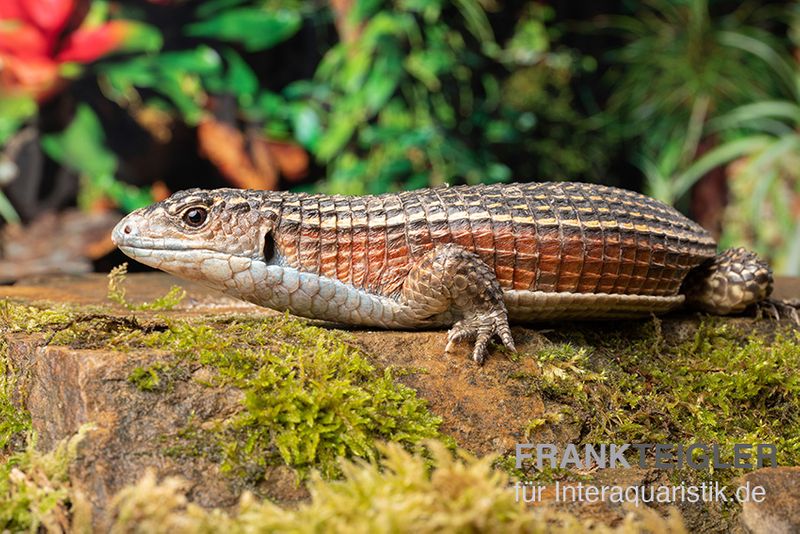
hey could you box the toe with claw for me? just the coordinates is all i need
[400,243,516,364]
[755,298,800,325]
[445,311,516,364]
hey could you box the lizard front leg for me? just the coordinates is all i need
[399,243,516,364]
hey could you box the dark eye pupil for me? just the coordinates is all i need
[184,208,207,226]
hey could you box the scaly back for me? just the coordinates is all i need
[273,182,717,297]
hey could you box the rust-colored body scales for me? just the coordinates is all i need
[114,182,773,363]
[274,182,716,298]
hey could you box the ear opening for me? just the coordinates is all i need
[263,231,276,263]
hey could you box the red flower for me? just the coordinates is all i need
[0,0,141,101]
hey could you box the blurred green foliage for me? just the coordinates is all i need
[1,0,799,272]
[0,0,163,218]
[598,0,800,273]
[711,7,800,275]
[284,0,610,193]
[288,0,515,193]
[601,0,789,203]
[0,0,606,204]
[499,4,609,182]
[42,104,154,212]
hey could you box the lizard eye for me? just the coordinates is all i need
[183,207,208,227]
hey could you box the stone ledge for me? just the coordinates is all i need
[2,273,799,531]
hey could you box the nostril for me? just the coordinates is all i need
[123,225,132,234]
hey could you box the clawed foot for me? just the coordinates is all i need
[444,311,516,364]
[399,243,517,364]
[755,298,800,324]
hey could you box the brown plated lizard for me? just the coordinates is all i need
[111,182,773,363]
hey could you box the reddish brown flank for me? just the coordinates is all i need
[273,182,717,298]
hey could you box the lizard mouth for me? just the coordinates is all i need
[112,217,212,254]
[114,245,220,265]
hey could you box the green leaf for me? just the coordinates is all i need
[0,191,20,224]
[153,46,222,75]
[258,91,289,114]
[104,177,154,212]
[486,162,511,182]
[0,96,37,146]
[205,49,259,105]
[334,46,373,94]
[452,0,493,43]
[155,74,206,125]
[404,51,441,91]
[718,30,798,101]
[398,0,442,18]
[83,0,109,26]
[292,105,322,150]
[41,104,117,178]
[641,156,672,203]
[100,61,155,103]
[100,46,222,93]
[224,50,258,97]
[485,120,516,143]
[746,134,800,175]
[671,135,773,201]
[100,47,221,124]
[708,101,800,133]
[117,21,163,54]
[41,105,153,212]
[328,152,368,195]
[503,18,549,64]
[195,0,249,18]
[353,0,386,22]
[361,43,403,113]
[187,8,302,51]
[315,113,359,162]
[785,220,800,277]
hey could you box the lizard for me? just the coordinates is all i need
[111,181,773,363]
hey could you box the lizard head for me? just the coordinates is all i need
[112,188,279,290]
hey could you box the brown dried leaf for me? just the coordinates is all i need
[151,181,171,202]
[133,106,174,143]
[266,139,309,181]
[197,118,278,190]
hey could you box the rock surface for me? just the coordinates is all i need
[2,273,799,530]
[0,211,120,284]
[740,467,800,534]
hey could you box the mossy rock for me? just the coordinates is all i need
[1,273,799,532]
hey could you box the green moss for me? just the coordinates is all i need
[5,291,798,524]
[107,263,186,311]
[128,362,185,393]
[536,342,591,362]
[108,440,687,533]
[590,320,800,460]
[0,300,76,334]
[0,301,119,457]
[128,365,160,391]
[0,300,78,453]
[510,317,800,487]
[161,416,222,461]
[0,426,92,533]
[524,411,565,440]
[1,299,444,480]
[0,327,31,452]
[513,342,605,405]
[135,316,445,478]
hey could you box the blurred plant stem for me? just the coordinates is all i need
[0,191,20,224]
[329,0,362,45]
